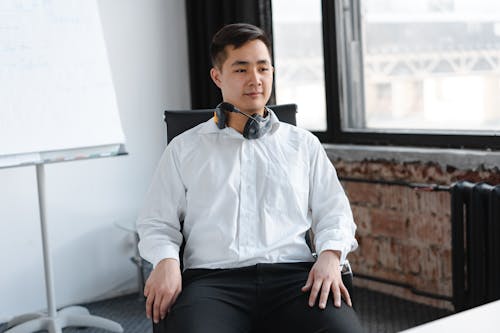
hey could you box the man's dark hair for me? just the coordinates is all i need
[210,23,272,69]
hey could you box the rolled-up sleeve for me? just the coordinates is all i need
[308,137,358,264]
[136,144,186,267]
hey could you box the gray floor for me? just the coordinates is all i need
[1,287,452,333]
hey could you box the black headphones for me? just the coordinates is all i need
[214,102,271,139]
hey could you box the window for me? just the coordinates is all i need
[274,0,500,149]
[272,0,327,131]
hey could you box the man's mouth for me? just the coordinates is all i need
[245,92,262,97]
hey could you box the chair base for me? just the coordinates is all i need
[4,306,123,333]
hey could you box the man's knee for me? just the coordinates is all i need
[317,305,364,333]
[269,301,364,333]
[158,306,252,333]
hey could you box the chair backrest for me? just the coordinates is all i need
[163,103,297,143]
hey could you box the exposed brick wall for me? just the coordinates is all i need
[333,159,499,310]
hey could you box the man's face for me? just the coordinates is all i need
[210,39,273,115]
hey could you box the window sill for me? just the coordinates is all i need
[323,144,500,171]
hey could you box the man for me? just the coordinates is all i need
[137,23,363,332]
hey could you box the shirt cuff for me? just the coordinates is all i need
[316,239,358,265]
[139,244,180,268]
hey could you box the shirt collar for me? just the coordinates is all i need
[266,107,281,135]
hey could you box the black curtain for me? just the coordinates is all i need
[185,0,274,109]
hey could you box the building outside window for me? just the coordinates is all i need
[273,0,500,148]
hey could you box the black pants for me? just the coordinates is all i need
[153,262,364,333]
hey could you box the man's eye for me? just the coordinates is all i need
[235,69,246,73]
[259,67,269,72]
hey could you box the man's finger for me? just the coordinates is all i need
[301,272,314,292]
[159,294,171,320]
[172,289,181,308]
[152,293,164,324]
[163,290,181,317]
[145,293,154,319]
[331,283,341,308]
[308,279,323,307]
[340,283,352,307]
[318,281,331,309]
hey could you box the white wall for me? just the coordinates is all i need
[0,0,190,321]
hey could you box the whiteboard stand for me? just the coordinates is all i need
[4,164,123,333]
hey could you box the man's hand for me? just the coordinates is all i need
[301,250,352,309]
[144,258,182,323]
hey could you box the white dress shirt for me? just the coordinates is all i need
[137,110,358,270]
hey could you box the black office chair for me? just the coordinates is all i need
[163,103,298,143]
[152,104,353,332]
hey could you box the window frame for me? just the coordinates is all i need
[318,0,500,150]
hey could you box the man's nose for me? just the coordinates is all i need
[248,69,262,86]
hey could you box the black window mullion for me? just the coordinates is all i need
[321,0,339,143]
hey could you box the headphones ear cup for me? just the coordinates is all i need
[243,118,259,139]
[214,105,227,129]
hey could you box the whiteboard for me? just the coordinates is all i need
[0,0,126,168]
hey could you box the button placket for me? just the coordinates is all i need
[239,140,257,258]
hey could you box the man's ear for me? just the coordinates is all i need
[210,67,222,88]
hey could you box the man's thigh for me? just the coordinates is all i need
[260,263,364,333]
[159,268,256,333]
[265,296,364,333]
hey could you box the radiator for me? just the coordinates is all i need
[451,181,500,311]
